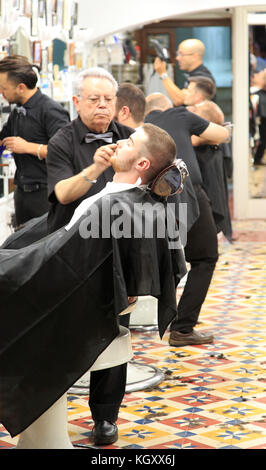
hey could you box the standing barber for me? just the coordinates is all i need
[154,38,215,107]
[0,54,70,227]
[46,67,134,446]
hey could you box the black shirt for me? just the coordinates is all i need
[256,89,266,118]
[183,64,216,88]
[46,116,134,233]
[145,107,209,185]
[0,89,70,186]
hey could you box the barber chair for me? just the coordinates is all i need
[16,326,132,449]
[69,298,164,395]
[129,271,187,332]
[16,159,189,448]
[126,274,187,391]
[129,296,158,332]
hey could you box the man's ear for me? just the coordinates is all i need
[119,106,130,122]
[135,157,150,172]
[72,95,80,111]
[17,83,27,95]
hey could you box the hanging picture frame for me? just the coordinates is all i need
[63,0,71,31]
[33,40,41,65]
[39,0,45,18]
[56,0,64,27]
[19,0,24,14]
[45,0,53,27]
[24,0,32,17]
[31,0,38,36]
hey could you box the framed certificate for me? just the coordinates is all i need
[24,0,32,17]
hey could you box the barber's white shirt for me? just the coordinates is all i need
[65,179,141,231]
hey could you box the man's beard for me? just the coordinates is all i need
[111,154,136,173]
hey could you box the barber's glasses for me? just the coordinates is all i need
[149,159,189,197]
[80,95,115,105]
[176,52,194,57]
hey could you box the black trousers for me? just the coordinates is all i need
[254,119,266,164]
[14,186,49,227]
[170,185,218,333]
[89,364,127,423]
[89,313,130,423]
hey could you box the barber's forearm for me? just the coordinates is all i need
[200,123,229,144]
[28,142,47,159]
[161,77,187,106]
[54,163,103,205]
[191,135,203,146]
[2,137,48,158]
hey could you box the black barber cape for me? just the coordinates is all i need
[0,187,186,437]
[194,144,232,242]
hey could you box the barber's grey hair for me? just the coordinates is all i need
[73,67,118,96]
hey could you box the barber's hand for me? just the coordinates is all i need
[154,57,167,75]
[2,136,28,154]
[93,143,118,172]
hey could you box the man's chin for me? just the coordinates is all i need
[92,117,111,132]
[110,157,117,172]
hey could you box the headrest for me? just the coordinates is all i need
[149,158,189,198]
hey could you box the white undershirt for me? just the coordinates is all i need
[65,179,141,231]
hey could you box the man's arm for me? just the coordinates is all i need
[198,122,229,145]
[154,57,188,106]
[1,102,70,160]
[54,143,118,205]
[1,136,47,159]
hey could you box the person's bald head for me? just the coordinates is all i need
[145,93,173,116]
[176,38,205,72]
[188,100,224,125]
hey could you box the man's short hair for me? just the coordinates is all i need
[194,101,224,125]
[188,75,216,100]
[145,93,172,116]
[116,83,146,123]
[73,67,118,96]
[0,54,39,89]
[141,123,177,184]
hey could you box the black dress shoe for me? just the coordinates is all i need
[92,420,118,446]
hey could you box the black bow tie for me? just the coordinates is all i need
[84,132,113,144]
[16,106,27,116]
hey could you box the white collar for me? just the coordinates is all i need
[65,178,142,231]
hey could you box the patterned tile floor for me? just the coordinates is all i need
[0,218,265,451]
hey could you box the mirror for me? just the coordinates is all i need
[248,13,266,199]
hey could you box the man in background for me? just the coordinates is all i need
[184,76,217,109]
[0,54,70,227]
[153,38,215,106]
[115,82,145,128]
